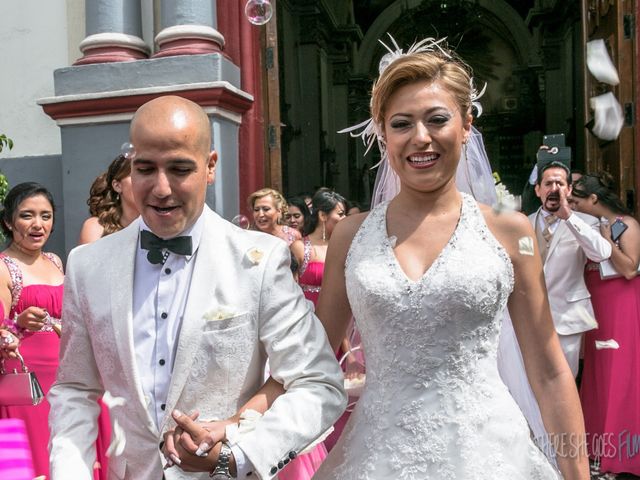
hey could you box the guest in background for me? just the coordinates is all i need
[78,154,138,244]
[249,188,301,246]
[571,173,640,477]
[286,196,310,235]
[290,188,355,453]
[530,160,611,376]
[0,183,107,479]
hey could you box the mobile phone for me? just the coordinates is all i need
[610,219,628,242]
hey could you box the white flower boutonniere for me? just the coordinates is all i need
[245,247,264,266]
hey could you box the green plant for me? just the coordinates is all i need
[0,134,13,153]
[0,135,11,244]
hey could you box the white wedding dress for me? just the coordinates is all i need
[313,193,560,479]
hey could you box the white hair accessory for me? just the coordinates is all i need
[338,35,487,207]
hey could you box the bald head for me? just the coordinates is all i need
[131,96,211,158]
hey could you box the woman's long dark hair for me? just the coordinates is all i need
[572,172,630,216]
[1,182,56,239]
[287,196,311,235]
[307,188,346,234]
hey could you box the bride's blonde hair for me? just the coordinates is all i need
[371,51,474,126]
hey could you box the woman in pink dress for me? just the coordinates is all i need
[0,183,107,479]
[571,173,640,477]
[291,188,356,456]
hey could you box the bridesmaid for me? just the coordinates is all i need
[571,173,640,477]
[290,188,356,454]
[0,182,110,479]
[0,183,65,479]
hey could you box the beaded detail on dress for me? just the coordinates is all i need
[0,253,63,336]
[314,193,560,480]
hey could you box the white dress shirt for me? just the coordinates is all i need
[132,212,253,477]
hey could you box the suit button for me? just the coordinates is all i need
[288,451,297,459]
[270,467,278,475]
[278,461,284,469]
[159,359,166,366]
[161,312,168,319]
[161,404,166,411]
[164,268,171,274]
[283,458,290,465]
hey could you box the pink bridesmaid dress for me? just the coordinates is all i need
[298,237,355,454]
[580,261,640,476]
[0,253,110,480]
[0,418,35,480]
[275,237,329,480]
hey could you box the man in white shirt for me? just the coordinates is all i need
[529,160,611,376]
[48,96,346,480]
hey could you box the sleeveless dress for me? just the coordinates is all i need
[0,253,109,480]
[277,237,328,480]
[314,193,560,479]
[298,237,353,453]
[298,236,324,305]
[580,261,640,475]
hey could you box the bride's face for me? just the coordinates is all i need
[383,80,471,195]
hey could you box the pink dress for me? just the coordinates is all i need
[580,261,640,475]
[0,253,109,480]
[297,237,352,454]
[274,237,328,480]
[0,418,35,480]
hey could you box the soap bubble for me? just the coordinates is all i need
[120,142,136,160]
[232,214,251,230]
[245,0,273,26]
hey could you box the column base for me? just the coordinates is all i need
[75,32,150,65]
[153,25,225,58]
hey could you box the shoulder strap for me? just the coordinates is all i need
[0,253,23,315]
[299,236,312,277]
[43,252,64,273]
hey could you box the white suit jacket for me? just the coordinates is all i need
[49,206,346,480]
[528,209,611,335]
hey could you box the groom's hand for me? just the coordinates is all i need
[163,410,200,468]
[163,410,236,475]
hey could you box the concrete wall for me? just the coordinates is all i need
[0,0,72,159]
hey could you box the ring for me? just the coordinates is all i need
[1,333,15,346]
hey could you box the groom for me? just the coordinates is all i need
[48,96,346,479]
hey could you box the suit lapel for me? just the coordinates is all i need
[109,220,159,434]
[161,208,224,430]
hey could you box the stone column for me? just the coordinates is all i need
[75,0,149,65]
[154,0,225,58]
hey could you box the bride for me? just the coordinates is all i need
[312,40,589,479]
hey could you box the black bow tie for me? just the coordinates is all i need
[140,230,193,264]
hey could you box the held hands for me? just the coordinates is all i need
[162,409,236,474]
[16,306,48,331]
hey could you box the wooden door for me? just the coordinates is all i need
[583,0,637,213]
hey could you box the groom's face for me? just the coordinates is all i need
[130,98,217,239]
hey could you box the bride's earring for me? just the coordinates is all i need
[322,221,327,242]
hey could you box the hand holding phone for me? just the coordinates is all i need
[610,218,628,242]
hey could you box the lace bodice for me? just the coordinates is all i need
[314,193,559,479]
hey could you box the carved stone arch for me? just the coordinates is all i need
[354,0,540,75]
